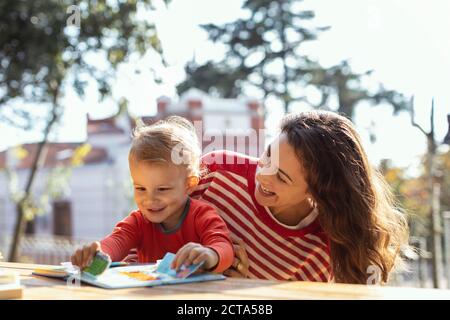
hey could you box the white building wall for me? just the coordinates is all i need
[0,135,134,242]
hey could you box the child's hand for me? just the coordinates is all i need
[171,242,219,272]
[71,241,103,270]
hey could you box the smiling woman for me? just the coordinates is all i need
[191,110,409,284]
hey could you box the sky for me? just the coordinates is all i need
[1,0,449,172]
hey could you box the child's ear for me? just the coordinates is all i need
[186,176,200,193]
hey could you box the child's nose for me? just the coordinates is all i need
[142,193,158,205]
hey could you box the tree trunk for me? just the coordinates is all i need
[53,199,73,237]
[428,133,443,288]
[8,101,59,262]
[426,99,443,288]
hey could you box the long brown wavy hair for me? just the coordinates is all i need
[280,111,409,284]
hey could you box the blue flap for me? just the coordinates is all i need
[156,252,205,279]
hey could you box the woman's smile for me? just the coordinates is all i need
[256,182,277,197]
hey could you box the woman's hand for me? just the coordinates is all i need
[171,242,219,272]
[223,235,249,278]
[71,241,102,270]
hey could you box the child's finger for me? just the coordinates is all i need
[82,245,93,269]
[171,247,186,269]
[192,251,208,265]
[71,251,81,267]
[77,249,85,269]
[184,248,202,267]
[90,242,101,253]
[173,245,192,271]
[186,247,203,264]
[79,248,87,269]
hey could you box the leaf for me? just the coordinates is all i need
[71,143,92,167]
[12,145,28,160]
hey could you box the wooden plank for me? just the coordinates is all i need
[0,285,23,299]
[0,262,56,270]
[2,263,450,300]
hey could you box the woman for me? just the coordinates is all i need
[190,110,409,284]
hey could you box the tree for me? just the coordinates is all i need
[408,97,447,288]
[305,60,409,120]
[180,0,327,112]
[0,0,168,261]
[177,0,408,119]
[380,143,450,289]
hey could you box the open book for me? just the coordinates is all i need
[32,252,226,289]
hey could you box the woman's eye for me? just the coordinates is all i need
[277,173,286,184]
[135,187,145,191]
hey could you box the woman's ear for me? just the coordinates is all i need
[305,189,315,205]
[186,176,200,194]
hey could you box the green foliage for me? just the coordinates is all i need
[0,0,169,261]
[437,150,450,213]
[177,0,408,119]
[179,0,327,111]
[380,149,450,238]
[380,160,428,237]
[306,60,410,119]
[0,0,167,125]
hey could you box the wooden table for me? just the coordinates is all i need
[1,262,450,300]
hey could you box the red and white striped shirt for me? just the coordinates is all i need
[191,150,332,282]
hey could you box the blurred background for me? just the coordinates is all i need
[0,0,449,289]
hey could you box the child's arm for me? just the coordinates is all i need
[172,209,234,273]
[99,211,142,262]
[71,211,142,269]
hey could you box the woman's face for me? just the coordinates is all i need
[254,133,312,223]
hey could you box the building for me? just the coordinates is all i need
[144,88,265,158]
[0,111,133,243]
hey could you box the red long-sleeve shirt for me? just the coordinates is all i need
[100,197,234,273]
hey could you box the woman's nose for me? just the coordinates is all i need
[257,158,264,168]
[256,167,271,184]
[258,155,270,168]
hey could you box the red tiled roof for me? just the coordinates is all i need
[0,151,5,169]
[0,143,108,170]
[87,116,124,135]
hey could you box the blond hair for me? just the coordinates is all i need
[130,116,201,177]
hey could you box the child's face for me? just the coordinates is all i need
[129,157,194,230]
[255,133,312,224]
